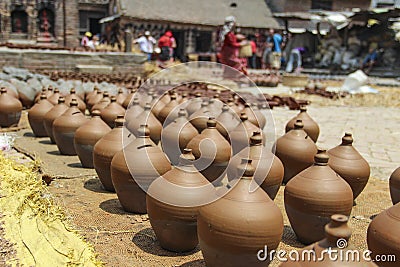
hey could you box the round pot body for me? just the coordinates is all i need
[229,117,263,155]
[285,107,320,142]
[43,101,69,143]
[65,92,86,113]
[100,101,125,128]
[126,107,162,144]
[28,98,54,137]
[390,167,400,205]
[216,105,240,140]
[0,89,23,127]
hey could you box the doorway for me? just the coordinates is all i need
[171,30,185,61]
[90,18,101,36]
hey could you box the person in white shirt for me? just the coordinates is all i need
[134,31,156,61]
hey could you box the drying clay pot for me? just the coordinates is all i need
[158,94,180,125]
[0,88,22,127]
[243,103,266,129]
[122,89,137,109]
[87,90,103,110]
[43,97,68,143]
[64,89,86,113]
[186,92,203,116]
[91,91,111,113]
[28,94,54,137]
[115,88,127,105]
[189,101,213,133]
[229,113,263,155]
[390,167,400,205]
[47,88,61,105]
[100,96,125,128]
[125,98,144,123]
[216,104,240,140]
[285,106,319,142]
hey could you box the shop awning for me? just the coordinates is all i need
[99,14,121,24]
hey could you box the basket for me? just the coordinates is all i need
[282,74,309,87]
[239,44,252,58]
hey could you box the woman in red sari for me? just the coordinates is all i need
[219,16,247,77]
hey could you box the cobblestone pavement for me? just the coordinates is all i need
[270,105,400,180]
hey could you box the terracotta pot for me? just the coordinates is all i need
[285,106,320,142]
[115,88,127,105]
[228,132,284,200]
[186,92,203,116]
[327,133,370,201]
[275,120,317,183]
[280,214,377,266]
[111,125,171,213]
[139,90,154,108]
[53,99,87,155]
[91,91,111,113]
[34,87,53,103]
[122,89,137,109]
[227,98,243,115]
[367,203,400,267]
[150,97,166,118]
[126,103,162,144]
[0,88,22,127]
[207,98,222,118]
[43,97,68,143]
[87,90,103,110]
[284,150,353,244]
[390,167,400,205]
[3,87,19,99]
[187,118,231,183]
[93,115,131,192]
[230,113,263,155]
[64,89,86,113]
[74,110,111,168]
[243,103,266,129]
[100,96,125,128]
[216,104,240,140]
[189,101,213,133]
[161,109,198,165]
[125,98,143,122]
[28,94,54,137]
[47,88,61,105]
[147,149,215,252]
[158,94,180,125]
[85,86,99,103]
[198,159,283,267]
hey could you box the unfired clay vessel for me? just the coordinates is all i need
[100,96,125,128]
[43,97,68,143]
[229,113,262,155]
[0,88,22,127]
[65,89,86,113]
[28,94,54,137]
[216,104,240,140]
[390,167,400,205]
[285,106,320,142]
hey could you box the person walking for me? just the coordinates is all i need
[158,31,172,62]
[134,31,156,61]
[247,35,257,69]
[285,47,307,73]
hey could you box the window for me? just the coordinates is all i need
[311,0,333,10]
[11,10,28,33]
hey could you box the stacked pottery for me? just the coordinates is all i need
[158,94,180,125]
[28,94,54,137]
[216,104,240,140]
[91,91,111,112]
[284,150,354,244]
[230,113,262,155]
[100,96,125,128]
[47,88,61,105]
[275,119,317,183]
[53,99,87,155]
[147,149,216,252]
[126,103,162,144]
[64,89,86,113]
[367,203,400,267]
[187,118,231,183]
[228,132,284,200]
[87,90,103,110]
[74,110,111,168]
[198,159,283,267]
[389,167,400,204]
[189,101,213,133]
[327,133,370,202]
[161,109,198,165]
[93,115,131,192]
[186,92,203,116]
[280,214,378,266]
[285,106,319,142]
[111,125,171,213]
[0,88,23,127]
[43,97,69,143]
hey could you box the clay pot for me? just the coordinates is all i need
[158,94,180,125]
[275,120,317,183]
[0,88,23,127]
[28,94,54,137]
[47,88,61,105]
[227,98,243,114]
[93,115,131,192]
[198,159,283,267]
[147,149,215,252]
[64,89,86,113]
[91,91,111,113]
[161,109,198,165]
[216,104,240,139]
[122,89,137,109]
[327,133,370,201]
[74,110,111,168]
[390,167,400,205]
[2,87,19,99]
[187,118,231,183]
[228,132,284,200]
[285,106,320,142]
[53,99,87,155]
[230,113,263,155]
[115,88,127,105]
[125,98,143,122]
[189,101,213,133]
[111,125,171,213]
[43,97,69,143]
[100,96,125,128]
[85,86,99,103]
[87,90,103,110]
[186,92,203,116]
[150,97,166,118]
[34,87,53,103]
[207,98,222,117]
[243,103,266,129]
[284,150,353,244]
[367,203,400,267]
[280,214,377,266]
[126,103,162,144]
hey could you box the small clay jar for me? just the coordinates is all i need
[47,88,61,105]
[122,89,137,109]
[229,113,263,155]
[275,120,317,183]
[91,91,111,113]
[115,88,127,105]
[2,86,19,99]
[161,109,198,165]
[228,132,284,200]
[198,159,284,267]
[390,167,400,205]
[189,101,213,133]
[216,104,240,140]
[43,97,68,143]
[367,203,400,267]
[28,94,54,137]
[158,94,180,124]
[126,103,162,144]
[227,97,243,115]
[0,88,23,127]
[187,118,231,183]
[147,149,216,252]
[125,98,143,122]
[280,214,377,266]
[85,86,99,103]
[87,90,103,110]
[74,110,111,168]
[285,106,320,142]
[243,103,266,129]
[53,99,87,155]
[150,97,166,118]
[207,98,222,117]
[284,150,353,244]
[111,125,171,213]
[100,96,125,128]
[327,133,370,201]
[186,92,203,116]
[64,89,86,113]
[93,116,131,192]
[34,87,53,103]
